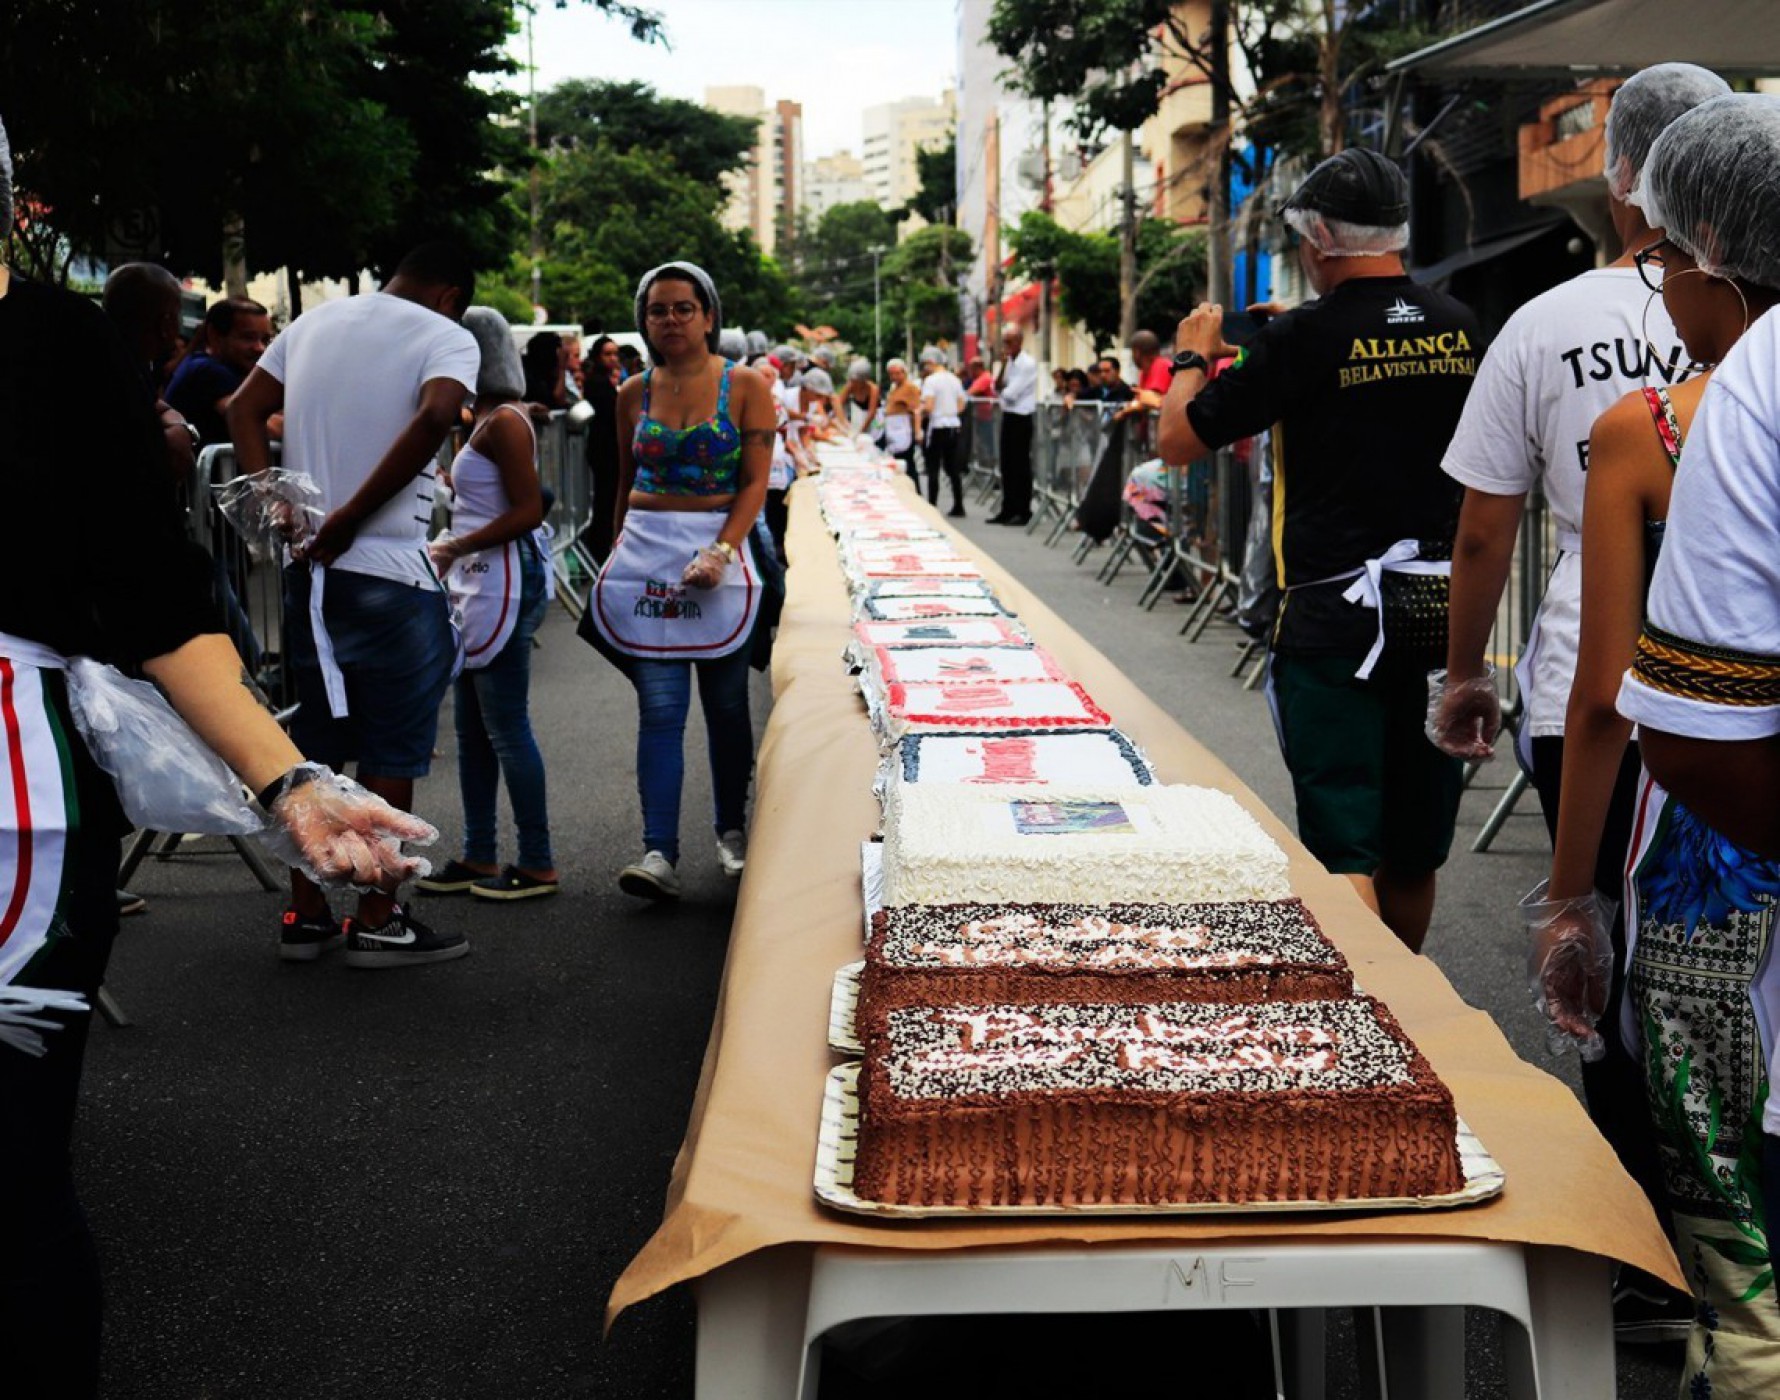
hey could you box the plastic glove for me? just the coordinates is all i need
[257,763,438,892]
[1426,665,1502,760]
[1520,879,1616,1063]
[681,544,730,591]
[428,531,462,575]
[216,468,324,552]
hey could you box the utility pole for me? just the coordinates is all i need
[1039,99,1054,374]
[1205,0,1233,306]
[1118,129,1137,347]
[527,3,542,318]
[871,244,887,377]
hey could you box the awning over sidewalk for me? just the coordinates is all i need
[1387,0,1780,78]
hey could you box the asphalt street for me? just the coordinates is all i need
[79,494,1682,1398]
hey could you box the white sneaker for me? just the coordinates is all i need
[716,829,747,878]
[618,850,680,901]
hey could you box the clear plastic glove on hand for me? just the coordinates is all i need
[681,545,730,591]
[1520,879,1616,1062]
[428,531,461,575]
[1426,666,1502,760]
[216,469,324,553]
[257,763,438,892]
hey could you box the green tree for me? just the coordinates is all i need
[908,132,958,225]
[883,225,974,351]
[795,201,902,308]
[535,78,758,186]
[1007,211,1206,347]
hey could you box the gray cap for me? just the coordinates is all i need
[634,260,722,361]
[1643,92,1780,289]
[1279,147,1408,225]
[462,308,522,400]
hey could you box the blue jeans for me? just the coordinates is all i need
[628,642,753,864]
[454,544,553,869]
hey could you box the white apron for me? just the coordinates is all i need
[0,632,88,1054]
[884,413,914,455]
[591,509,761,661]
[447,539,521,669]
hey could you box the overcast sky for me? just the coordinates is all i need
[504,0,959,160]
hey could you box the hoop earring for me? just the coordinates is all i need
[1640,269,1721,370]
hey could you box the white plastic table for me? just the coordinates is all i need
[692,1238,1611,1399]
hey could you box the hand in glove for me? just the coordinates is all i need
[1426,666,1502,760]
[258,764,438,891]
[1521,880,1615,1062]
[681,544,732,591]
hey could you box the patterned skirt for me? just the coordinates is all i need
[1626,772,1780,1397]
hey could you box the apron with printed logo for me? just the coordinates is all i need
[590,509,761,661]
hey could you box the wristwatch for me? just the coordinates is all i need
[1170,350,1210,377]
[712,540,738,564]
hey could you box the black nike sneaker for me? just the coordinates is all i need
[341,903,469,969]
[279,908,345,963]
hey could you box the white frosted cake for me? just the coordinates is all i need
[871,645,1064,686]
[853,618,1030,649]
[866,578,999,599]
[891,730,1153,787]
[860,595,1012,622]
[880,783,1291,907]
[875,679,1108,738]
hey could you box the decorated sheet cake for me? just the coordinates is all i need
[879,783,1290,906]
[861,898,1350,1010]
[893,731,1153,787]
[851,993,1464,1208]
[859,595,1014,623]
[874,680,1108,741]
[852,618,1031,650]
[864,578,1000,600]
[870,645,1066,686]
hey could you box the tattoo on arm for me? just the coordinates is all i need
[741,428,777,448]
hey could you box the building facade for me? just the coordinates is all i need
[862,89,957,213]
[704,85,803,258]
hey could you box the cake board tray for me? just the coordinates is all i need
[814,1062,1506,1219]
[861,841,883,929]
[829,961,865,1055]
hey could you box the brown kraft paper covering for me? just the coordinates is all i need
[607,472,1683,1329]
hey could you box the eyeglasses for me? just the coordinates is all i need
[644,300,702,323]
[1635,238,1674,294]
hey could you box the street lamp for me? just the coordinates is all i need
[870,244,888,378]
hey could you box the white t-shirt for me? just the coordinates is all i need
[998,350,1038,416]
[261,293,480,586]
[923,369,966,428]
[1619,315,1780,741]
[1442,267,1699,738]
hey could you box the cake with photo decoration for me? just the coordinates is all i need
[879,783,1289,906]
[892,730,1153,787]
[870,645,1066,687]
[851,993,1464,1207]
[863,578,1000,599]
[860,898,1351,1011]
[852,617,1031,650]
[874,680,1108,741]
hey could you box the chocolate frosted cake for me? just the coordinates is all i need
[853,995,1464,1208]
[861,899,1351,1011]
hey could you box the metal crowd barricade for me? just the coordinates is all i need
[1029,401,1101,538]
[527,410,599,617]
[963,396,1000,506]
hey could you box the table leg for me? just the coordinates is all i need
[1502,1246,1613,1400]
[693,1246,814,1400]
[1377,1305,1465,1399]
[1273,1308,1326,1400]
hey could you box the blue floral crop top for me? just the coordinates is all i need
[632,362,743,496]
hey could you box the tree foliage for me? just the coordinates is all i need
[1007,210,1206,346]
[535,79,758,186]
[908,132,958,225]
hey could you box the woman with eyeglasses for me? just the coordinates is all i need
[586,262,774,899]
[1539,95,1780,1390]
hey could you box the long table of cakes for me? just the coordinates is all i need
[609,439,1680,1397]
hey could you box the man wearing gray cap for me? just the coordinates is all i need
[1157,147,1480,955]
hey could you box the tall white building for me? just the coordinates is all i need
[802,151,872,219]
[861,89,957,212]
[705,85,804,258]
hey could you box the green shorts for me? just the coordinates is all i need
[1268,650,1464,875]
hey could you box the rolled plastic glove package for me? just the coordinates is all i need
[216,468,325,555]
[1425,665,1501,760]
[257,762,438,891]
[1520,878,1616,1063]
[65,658,262,835]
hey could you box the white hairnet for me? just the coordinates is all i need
[918,344,946,367]
[1606,62,1731,204]
[717,328,748,361]
[1642,92,1780,289]
[462,308,523,400]
[802,367,835,396]
[1283,206,1408,258]
[886,357,907,373]
[846,357,872,381]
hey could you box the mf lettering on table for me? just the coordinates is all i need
[1164,1255,1264,1305]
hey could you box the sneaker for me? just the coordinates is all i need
[947,505,967,518]
[279,908,345,962]
[341,903,469,969]
[1613,1281,1694,1345]
[470,866,561,901]
[117,888,148,917]
[618,850,680,901]
[716,830,747,878]
[414,859,492,895]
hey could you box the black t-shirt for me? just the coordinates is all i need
[1097,380,1135,404]
[0,277,217,663]
[1187,275,1479,654]
[166,351,244,448]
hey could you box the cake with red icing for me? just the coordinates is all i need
[860,898,1351,1011]
[852,994,1464,1207]
[875,680,1110,740]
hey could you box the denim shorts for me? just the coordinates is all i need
[284,564,456,779]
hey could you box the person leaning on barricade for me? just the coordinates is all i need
[227,241,482,968]
[0,114,437,1399]
[1157,147,1480,954]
